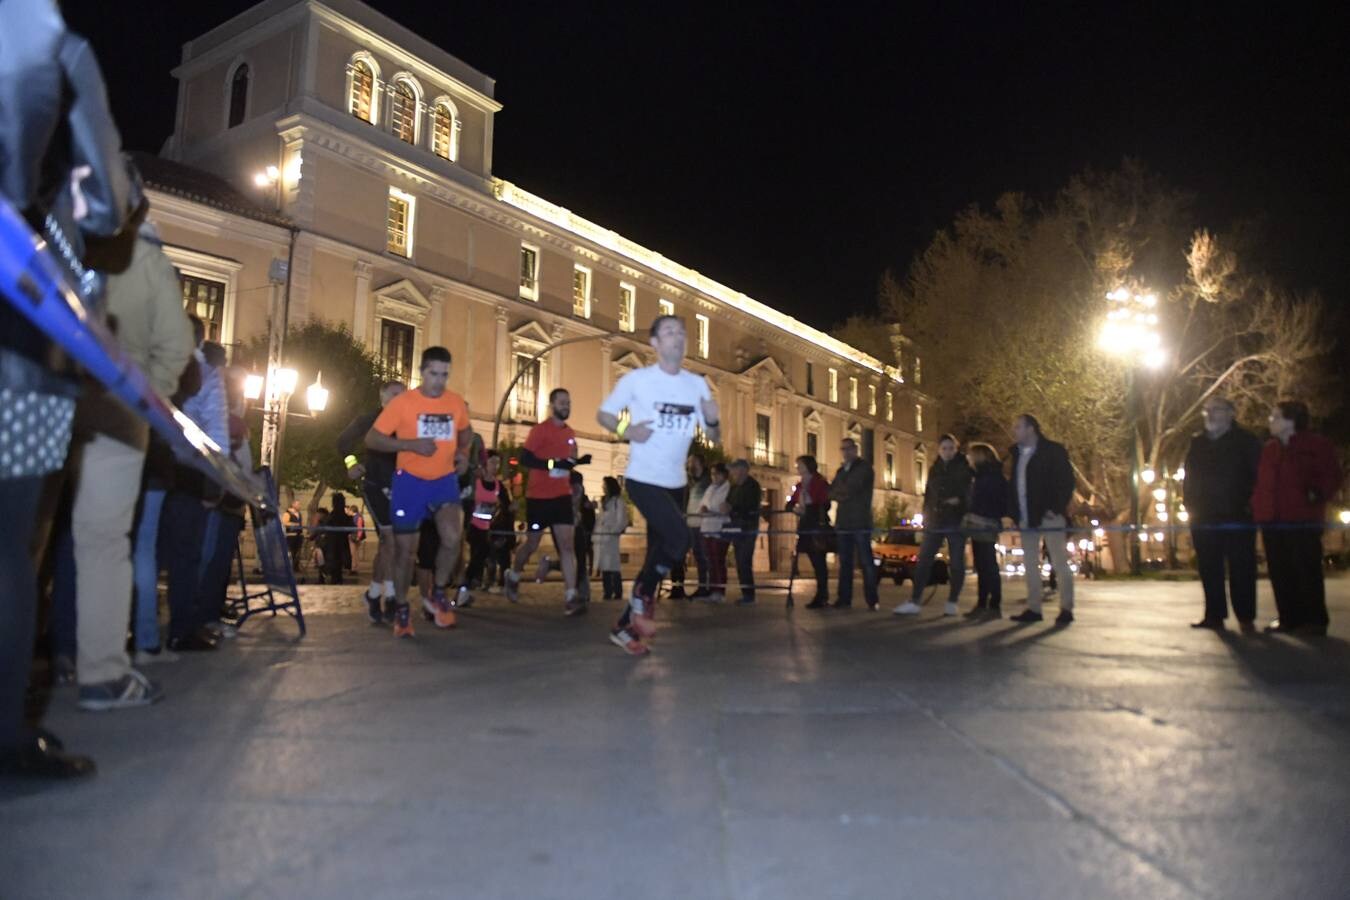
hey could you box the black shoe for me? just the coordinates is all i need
[167,633,218,652]
[365,591,383,624]
[382,597,397,623]
[737,597,756,606]
[1298,623,1329,636]
[0,733,96,779]
[985,607,1003,620]
[1237,619,1257,635]
[831,600,854,609]
[668,586,687,600]
[690,589,711,600]
[805,598,829,610]
[963,605,988,619]
[1010,610,1043,623]
[1190,618,1225,630]
[1054,610,1074,626]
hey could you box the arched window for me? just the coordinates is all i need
[390,77,419,144]
[227,63,249,128]
[349,58,376,123]
[431,99,459,161]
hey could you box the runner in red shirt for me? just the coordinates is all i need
[504,388,591,615]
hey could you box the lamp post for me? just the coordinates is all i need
[1098,287,1164,575]
[245,365,329,473]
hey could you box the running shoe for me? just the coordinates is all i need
[454,586,474,609]
[609,626,649,656]
[504,569,521,603]
[627,587,658,638]
[365,590,383,624]
[423,589,458,629]
[564,598,588,617]
[393,604,415,638]
[892,601,922,616]
[382,596,398,623]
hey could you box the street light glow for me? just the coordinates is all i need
[1152,488,1167,502]
[243,372,264,400]
[306,371,329,413]
[275,367,299,396]
[1141,468,1157,484]
[1340,510,1350,525]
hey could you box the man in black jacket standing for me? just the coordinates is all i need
[894,435,971,617]
[1183,398,1262,632]
[1008,414,1077,625]
[337,380,405,622]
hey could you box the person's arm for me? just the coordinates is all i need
[143,244,195,397]
[697,378,721,445]
[1054,445,1076,514]
[365,427,434,457]
[598,372,653,443]
[1182,438,1197,508]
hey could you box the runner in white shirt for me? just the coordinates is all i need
[597,315,720,655]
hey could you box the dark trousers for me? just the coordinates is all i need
[971,540,1002,609]
[836,530,880,606]
[464,526,491,587]
[198,512,244,624]
[0,477,44,750]
[618,481,689,627]
[49,521,77,660]
[160,490,208,641]
[1262,526,1327,628]
[1192,525,1256,622]
[732,531,757,601]
[794,533,829,600]
[671,526,708,590]
[601,570,623,598]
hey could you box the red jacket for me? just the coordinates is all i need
[1250,432,1341,524]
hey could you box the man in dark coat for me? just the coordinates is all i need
[894,434,971,617]
[1007,414,1077,625]
[1183,397,1262,631]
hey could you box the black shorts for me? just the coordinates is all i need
[362,481,391,530]
[526,496,573,532]
[416,519,440,570]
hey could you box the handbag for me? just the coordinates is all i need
[961,512,1001,543]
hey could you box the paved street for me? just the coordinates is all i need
[4,576,1350,899]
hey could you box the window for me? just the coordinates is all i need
[658,298,675,317]
[180,274,227,343]
[379,319,416,385]
[386,187,414,257]
[914,356,922,385]
[915,456,927,493]
[511,353,541,421]
[806,362,815,396]
[868,384,877,416]
[754,413,771,465]
[828,368,838,403]
[227,63,249,128]
[519,244,539,300]
[431,100,458,161]
[886,391,894,422]
[390,78,418,144]
[618,282,636,332]
[915,403,923,432]
[695,314,709,359]
[849,376,859,410]
[572,265,592,318]
[806,431,818,460]
[349,58,376,123]
[862,428,875,465]
[885,452,896,488]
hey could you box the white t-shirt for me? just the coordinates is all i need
[600,365,711,489]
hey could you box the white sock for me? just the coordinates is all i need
[382,580,395,598]
[506,568,519,581]
[565,588,576,601]
[366,581,380,599]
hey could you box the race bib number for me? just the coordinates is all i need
[416,413,455,440]
[653,402,696,434]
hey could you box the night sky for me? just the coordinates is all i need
[63,1,1349,333]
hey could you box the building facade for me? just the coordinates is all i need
[147,0,936,571]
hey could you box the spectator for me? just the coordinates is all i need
[671,454,711,599]
[1007,414,1077,625]
[571,471,595,603]
[323,492,354,585]
[1252,400,1341,635]
[787,455,832,609]
[895,434,971,617]
[699,464,731,603]
[195,365,252,640]
[284,499,304,568]
[725,459,762,605]
[962,442,1007,619]
[1183,397,1262,632]
[460,450,510,602]
[829,436,880,610]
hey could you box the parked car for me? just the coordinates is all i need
[872,527,948,586]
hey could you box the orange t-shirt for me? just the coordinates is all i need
[372,387,471,481]
[524,418,578,500]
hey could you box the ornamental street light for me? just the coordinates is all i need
[252,365,331,473]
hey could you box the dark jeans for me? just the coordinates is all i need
[971,540,1002,609]
[49,520,77,660]
[912,528,966,603]
[671,525,709,591]
[732,530,757,601]
[464,526,491,588]
[621,481,689,620]
[1192,525,1256,622]
[160,490,209,641]
[0,477,44,750]
[794,533,829,600]
[601,570,623,598]
[198,511,244,624]
[1262,526,1327,628]
[836,530,879,606]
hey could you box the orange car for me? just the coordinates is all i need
[872,527,949,586]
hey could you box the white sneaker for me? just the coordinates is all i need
[205,621,237,639]
[133,647,180,665]
[944,601,959,616]
[707,592,725,604]
[892,601,922,616]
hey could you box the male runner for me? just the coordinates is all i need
[503,388,592,615]
[597,316,720,655]
[337,379,405,623]
[365,347,472,637]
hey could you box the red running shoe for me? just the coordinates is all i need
[609,626,649,656]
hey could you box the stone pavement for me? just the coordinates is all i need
[4,576,1350,899]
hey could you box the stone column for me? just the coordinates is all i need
[427,285,446,349]
[549,321,565,396]
[494,304,510,410]
[599,337,614,403]
[352,260,372,344]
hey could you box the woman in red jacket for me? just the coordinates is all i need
[1251,400,1342,635]
[787,455,832,608]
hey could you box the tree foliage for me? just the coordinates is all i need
[884,160,1334,518]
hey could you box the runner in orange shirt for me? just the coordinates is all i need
[366,347,472,637]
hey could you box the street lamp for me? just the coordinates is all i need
[306,371,329,413]
[1098,286,1166,575]
[253,365,330,472]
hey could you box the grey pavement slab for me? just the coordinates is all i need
[3,576,1350,899]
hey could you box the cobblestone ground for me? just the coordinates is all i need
[4,575,1350,899]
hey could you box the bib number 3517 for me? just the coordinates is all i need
[417,413,455,440]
